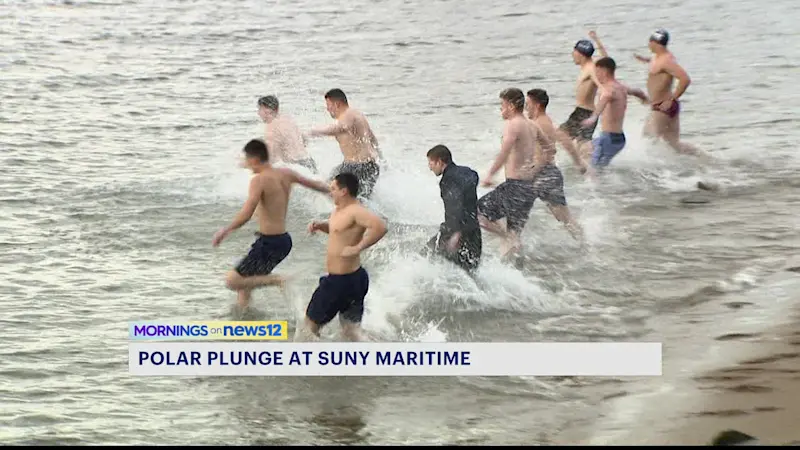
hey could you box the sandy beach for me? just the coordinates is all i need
[585,264,800,446]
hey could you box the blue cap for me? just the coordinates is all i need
[649,29,669,46]
[574,39,595,57]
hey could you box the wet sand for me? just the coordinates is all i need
[588,265,800,446]
[665,315,800,446]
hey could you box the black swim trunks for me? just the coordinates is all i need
[531,164,568,206]
[559,107,596,142]
[330,160,381,199]
[424,227,482,272]
[234,232,293,277]
[287,157,318,173]
[306,266,369,326]
[477,178,537,234]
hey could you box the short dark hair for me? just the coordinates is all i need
[258,95,279,111]
[324,89,348,105]
[333,172,359,197]
[595,57,616,73]
[243,139,269,162]
[526,89,549,109]
[426,144,452,164]
[499,88,525,112]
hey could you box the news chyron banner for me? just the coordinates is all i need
[128,320,663,377]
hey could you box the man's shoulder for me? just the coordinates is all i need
[455,164,479,182]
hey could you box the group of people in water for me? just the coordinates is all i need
[211,29,706,341]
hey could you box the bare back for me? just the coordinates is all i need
[267,114,309,162]
[334,108,379,163]
[325,203,368,274]
[504,115,538,180]
[599,81,630,133]
[647,53,677,104]
[575,63,599,110]
[253,169,294,235]
[532,114,558,164]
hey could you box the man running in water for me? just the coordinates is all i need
[307,89,384,199]
[524,88,585,241]
[423,144,482,273]
[478,88,548,261]
[257,96,318,173]
[634,29,706,158]
[580,57,649,168]
[527,89,587,174]
[300,173,388,341]
[556,31,609,164]
[212,139,330,314]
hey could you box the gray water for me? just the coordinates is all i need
[2,0,799,445]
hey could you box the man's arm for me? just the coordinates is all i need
[309,221,330,234]
[625,85,649,103]
[584,89,612,125]
[662,59,691,100]
[440,176,467,235]
[279,168,329,194]
[529,123,552,178]
[265,128,282,163]
[367,128,384,161]
[351,206,388,251]
[486,121,518,180]
[634,54,651,63]
[223,177,261,233]
[589,31,608,58]
[308,118,349,138]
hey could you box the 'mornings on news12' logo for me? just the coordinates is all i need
[129,321,288,341]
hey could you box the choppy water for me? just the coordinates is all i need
[1,0,799,444]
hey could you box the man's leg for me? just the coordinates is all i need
[660,114,709,160]
[225,271,285,291]
[547,204,584,243]
[535,165,584,243]
[338,268,368,342]
[296,275,338,341]
[477,185,510,239]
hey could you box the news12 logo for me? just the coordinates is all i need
[128,321,288,341]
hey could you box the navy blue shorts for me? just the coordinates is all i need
[234,232,292,277]
[306,267,369,326]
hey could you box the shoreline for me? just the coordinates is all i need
[574,263,800,446]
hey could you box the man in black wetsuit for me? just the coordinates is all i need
[421,144,482,272]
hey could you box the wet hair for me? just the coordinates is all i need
[426,144,452,164]
[324,89,348,105]
[333,172,359,197]
[243,139,269,162]
[595,57,616,74]
[499,88,525,112]
[257,95,279,111]
[526,89,549,109]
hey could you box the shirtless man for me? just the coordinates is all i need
[579,57,649,168]
[556,31,609,164]
[212,139,330,313]
[299,173,388,341]
[306,89,384,200]
[634,29,706,158]
[524,88,584,241]
[478,88,549,259]
[257,96,318,173]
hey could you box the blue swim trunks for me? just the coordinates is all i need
[591,132,626,168]
[306,266,370,326]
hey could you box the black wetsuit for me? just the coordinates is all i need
[423,162,482,272]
